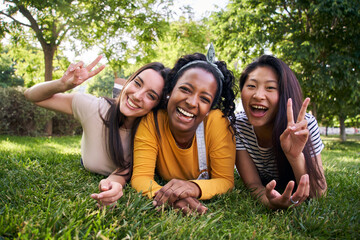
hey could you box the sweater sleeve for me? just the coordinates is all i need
[191,110,236,200]
[131,113,162,198]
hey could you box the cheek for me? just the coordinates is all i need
[272,94,280,106]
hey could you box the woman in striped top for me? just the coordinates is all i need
[235,55,327,209]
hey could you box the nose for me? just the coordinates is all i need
[133,89,144,101]
[185,94,198,108]
[252,88,266,100]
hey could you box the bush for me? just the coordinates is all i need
[0,86,81,136]
[53,112,82,136]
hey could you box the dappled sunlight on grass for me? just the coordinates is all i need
[0,135,359,239]
[0,139,32,152]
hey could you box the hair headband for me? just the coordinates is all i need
[174,43,224,106]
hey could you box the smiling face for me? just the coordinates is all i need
[241,66,279,130]
[119,69,164,121]
[167,68,218,136]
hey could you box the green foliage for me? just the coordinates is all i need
[86,67,116,98]
[124,16,211,74]
[210,0,360,130]
[0,135,359,238]
[0,86,54,135]
[153,16,211,68]
[0,39,70,87]
[0,48,24,87]
[0,87,81,136]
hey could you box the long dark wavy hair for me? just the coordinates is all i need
[101,62,169,178]
[156,53,238,133]
[239,55,326,192]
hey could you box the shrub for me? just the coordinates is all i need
[0,86,81,136]
[52,112,82,136]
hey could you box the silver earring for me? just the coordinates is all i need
[166,95,170,99]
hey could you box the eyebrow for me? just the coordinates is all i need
[248,79,278,83]
[182,83,214,99]
[137,76,161,98]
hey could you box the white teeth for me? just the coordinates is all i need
[177,107,194,117]
[252,105,267,110]
[128,98,139,108]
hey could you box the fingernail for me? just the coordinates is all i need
[290,126,296,130]
[152,200,157,206]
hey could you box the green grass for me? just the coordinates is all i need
[1,135,359,239]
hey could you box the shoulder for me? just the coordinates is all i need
[305,113,320,132]
[140,109,167,130]
[235,111,252,131]
[206,109,229,124]
[204,110,233,139]
[72,93,103,107]
[235,111,249,123]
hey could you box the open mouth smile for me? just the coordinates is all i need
[176,107,195,119]
[127,98,140,109]
[250,105,268,117]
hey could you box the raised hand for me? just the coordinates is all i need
[280,98,310,160]
[90,178,123,207]
[153,179,201,207]
[265,174,310,209]
[61,56,105,90]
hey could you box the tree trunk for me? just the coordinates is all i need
[326,126,328,136]
[43,45,56,135]
[339,116,346,142]
[44,45,56,82]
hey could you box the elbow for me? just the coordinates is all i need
[24,89,35,102]
[24,89,31,101]
[310,181,327,199]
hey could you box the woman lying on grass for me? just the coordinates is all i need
[25,56,169,206]
[235,55,327,209]
[131,46,237,215]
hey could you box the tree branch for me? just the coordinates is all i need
[0,10,31,27]
[16,4,47,48]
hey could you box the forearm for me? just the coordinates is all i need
[287,153,307,185]
[24,79,70,102]
[191,177,234,200]
[131,175,162,199]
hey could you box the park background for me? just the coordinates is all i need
[0,0,359,239]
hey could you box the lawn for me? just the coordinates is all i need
[0,135,359,239]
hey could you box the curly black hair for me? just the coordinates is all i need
[159,53,238,130]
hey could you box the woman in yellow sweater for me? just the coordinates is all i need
[131,47,237,214]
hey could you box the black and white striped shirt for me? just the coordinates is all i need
[235,112,324,184]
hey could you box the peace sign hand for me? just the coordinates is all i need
[280,98,310,160]
[60,56,105,90]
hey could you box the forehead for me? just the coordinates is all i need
[248,66,278,82]
[177,68,217,93]
[177,68,216,84]
[137,69,164,90]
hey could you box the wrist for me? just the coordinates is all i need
[286,153,307,182]
[190,181,201,198]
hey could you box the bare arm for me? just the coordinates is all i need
[24,56,105,115]
[235,150,271,207]
[280,98,327,198]
[236,150,311,209]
